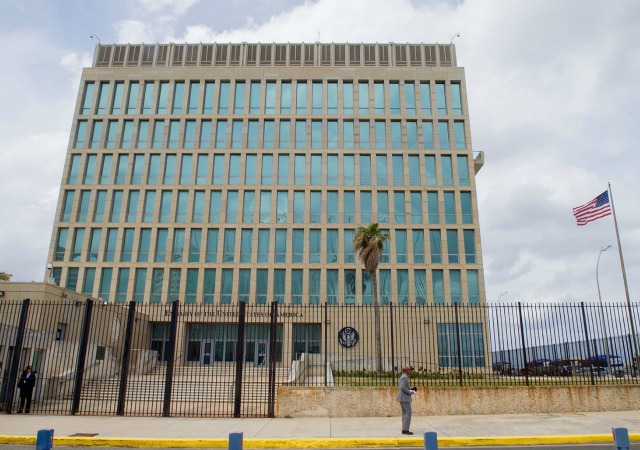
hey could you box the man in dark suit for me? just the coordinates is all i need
[17,365,36,413]
[396,365,416,435]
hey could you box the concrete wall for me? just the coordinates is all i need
[276,385,640,417]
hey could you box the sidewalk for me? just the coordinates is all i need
[0,411,638,447]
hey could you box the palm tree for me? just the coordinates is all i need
[0,271,12,281]
[353,223,390,374]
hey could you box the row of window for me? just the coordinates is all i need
[56,266,481,305]
[54,226,478,266]
[67,153,471,188]
[81,79,463,118]
[75,118,467,151]
[59,189,475,226]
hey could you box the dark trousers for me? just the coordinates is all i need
[18,390,32,413]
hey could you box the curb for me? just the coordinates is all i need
[1,434,640,448]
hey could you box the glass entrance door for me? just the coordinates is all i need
[255,341,267,367]
[201,341,213,365]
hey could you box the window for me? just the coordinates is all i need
[437,323,485,367]
[99,268,113,302]
[312,81,323,114]
[138,228,151,262]
[257,229,270,263]
[152,120,165,148]
[188,81,200,114]
[454,121,466,150]
[159,190,172,223]
[249,81,261,113]
[326,230,338,263]
[310,191,321,223]
[186,269,198,304]
[259,191,271,223]
[172,82,184,114]
[390,121,401,149]
[360,191,372,223]
[451,83,463,115]
[457,155,469,186]
[88,228,101,262]
[439,121,450,149]
[373,82,385,114]
[126,82,139,115]
[104,228,118,262]
[464,230,476,264]
[142,190,156,222]
[296,81,307,114]
[344,191,355,223]
[157,82,169,114]
[231,120,243,149]
[430,230,442,263]
[344,155,355,185]
[176,191,188,223]
[358,82,369,114]
[327,120,338,149]
[121,228,134,262]
[392,155,404,185]
[122,121,133,149]
[377,191,389,224]
[294,155,305,185]
[276,191,288,223]
[218,81,230,114]
[77,190,90,222]
[442,155,453,186]
[413,230,425,264]
[293,191,305,223]
[105,121,117,148]
[278,154,289,184]
[327,156,338,185]
[243,191,255,223]
[256,269,268,304]
[328,82,338,114]
[360,155,371,185]
[310,155,322,185]
[202,269,216,304]
[467,270,480,304]
[327,191,338,223]
[407,121,418,149]
[447,229,459,263]
[155,228,169,262]
[274,269,285,303]
[261,155,273,184]
[432,269,444,304]
[343,81,354,114]
[275,230,287,263]
[410,191,422,224]
[206,229,218,262]
[196,154,208,185]
[393,191,406,224]
[309,229,321,263]
[461,192,473,224]
[444,191,456,224]
[397,269,409,304]
[180,154,192,184]
[203,82,215,114]
[226,190,238,222]
[280,81,291,113]
[344,269,356,304]
[423,121,434,149]
[395,230,407,264]
[131,154,144,185]
[326,270,338,304]
[279,120,291,149]
[240,229,253,263]
[72,228,85,261]
[110,190,123,222]
[137,120,149,148]
[359,121,370,149]
[90,121,102,148]
[192,191,204,222]
[375,121,386,149]
[297,120,308,149]
[292,229,304,263]
[238,268,251,303]
[223,229,236,262]
[263,120,275,149]
[344,121,354,149]
[126,190,139,222]
[81,82,94,115]
[184,120,196,149]
[265,82,276,113]
[212,154,225,184]
[435,83,447,115]
[141,82,154,114]
[376,155,387,185]
[75,121,87,148]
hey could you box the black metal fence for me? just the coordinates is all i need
[0,299,638,417]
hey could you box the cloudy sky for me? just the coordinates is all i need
[1,0,638,305]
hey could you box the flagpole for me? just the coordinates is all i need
[608,182,639,374]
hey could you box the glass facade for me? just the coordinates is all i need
[50,42,484,307]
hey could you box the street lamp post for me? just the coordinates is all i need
[596,245,612,375]
[498,291,508,303]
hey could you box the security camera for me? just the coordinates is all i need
[46,263,53,270]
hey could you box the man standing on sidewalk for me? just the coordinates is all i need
[396,365,416,435]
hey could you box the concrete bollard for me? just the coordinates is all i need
[229,432,243,450]
[424,431,438,450]
[612,427,630,450]
[35,429,54,450]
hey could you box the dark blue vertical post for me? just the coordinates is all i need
[117,301,136,415]
[229,432,243,450]
[424,431,438,449]
[72,299,93,415]
[163,300,179,417]
[4,298,30,413]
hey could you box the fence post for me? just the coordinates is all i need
[454,304,464,386]
[517,302,529,386]
[233,301,247,418]
[163,300,179,417]
[324,302,328,387]
[72,299,93,415]
[580,302,595,385]
[267,301,278,418]
[117,301,136,416]
[390,302,395,376]
[3,298,30,414]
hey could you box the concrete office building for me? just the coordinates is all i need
[43,42,487,369]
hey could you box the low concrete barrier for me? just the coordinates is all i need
[276,385,640,417]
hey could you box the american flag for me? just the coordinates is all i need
[573,191,612,226]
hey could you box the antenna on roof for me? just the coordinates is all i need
[317,31,320,43]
